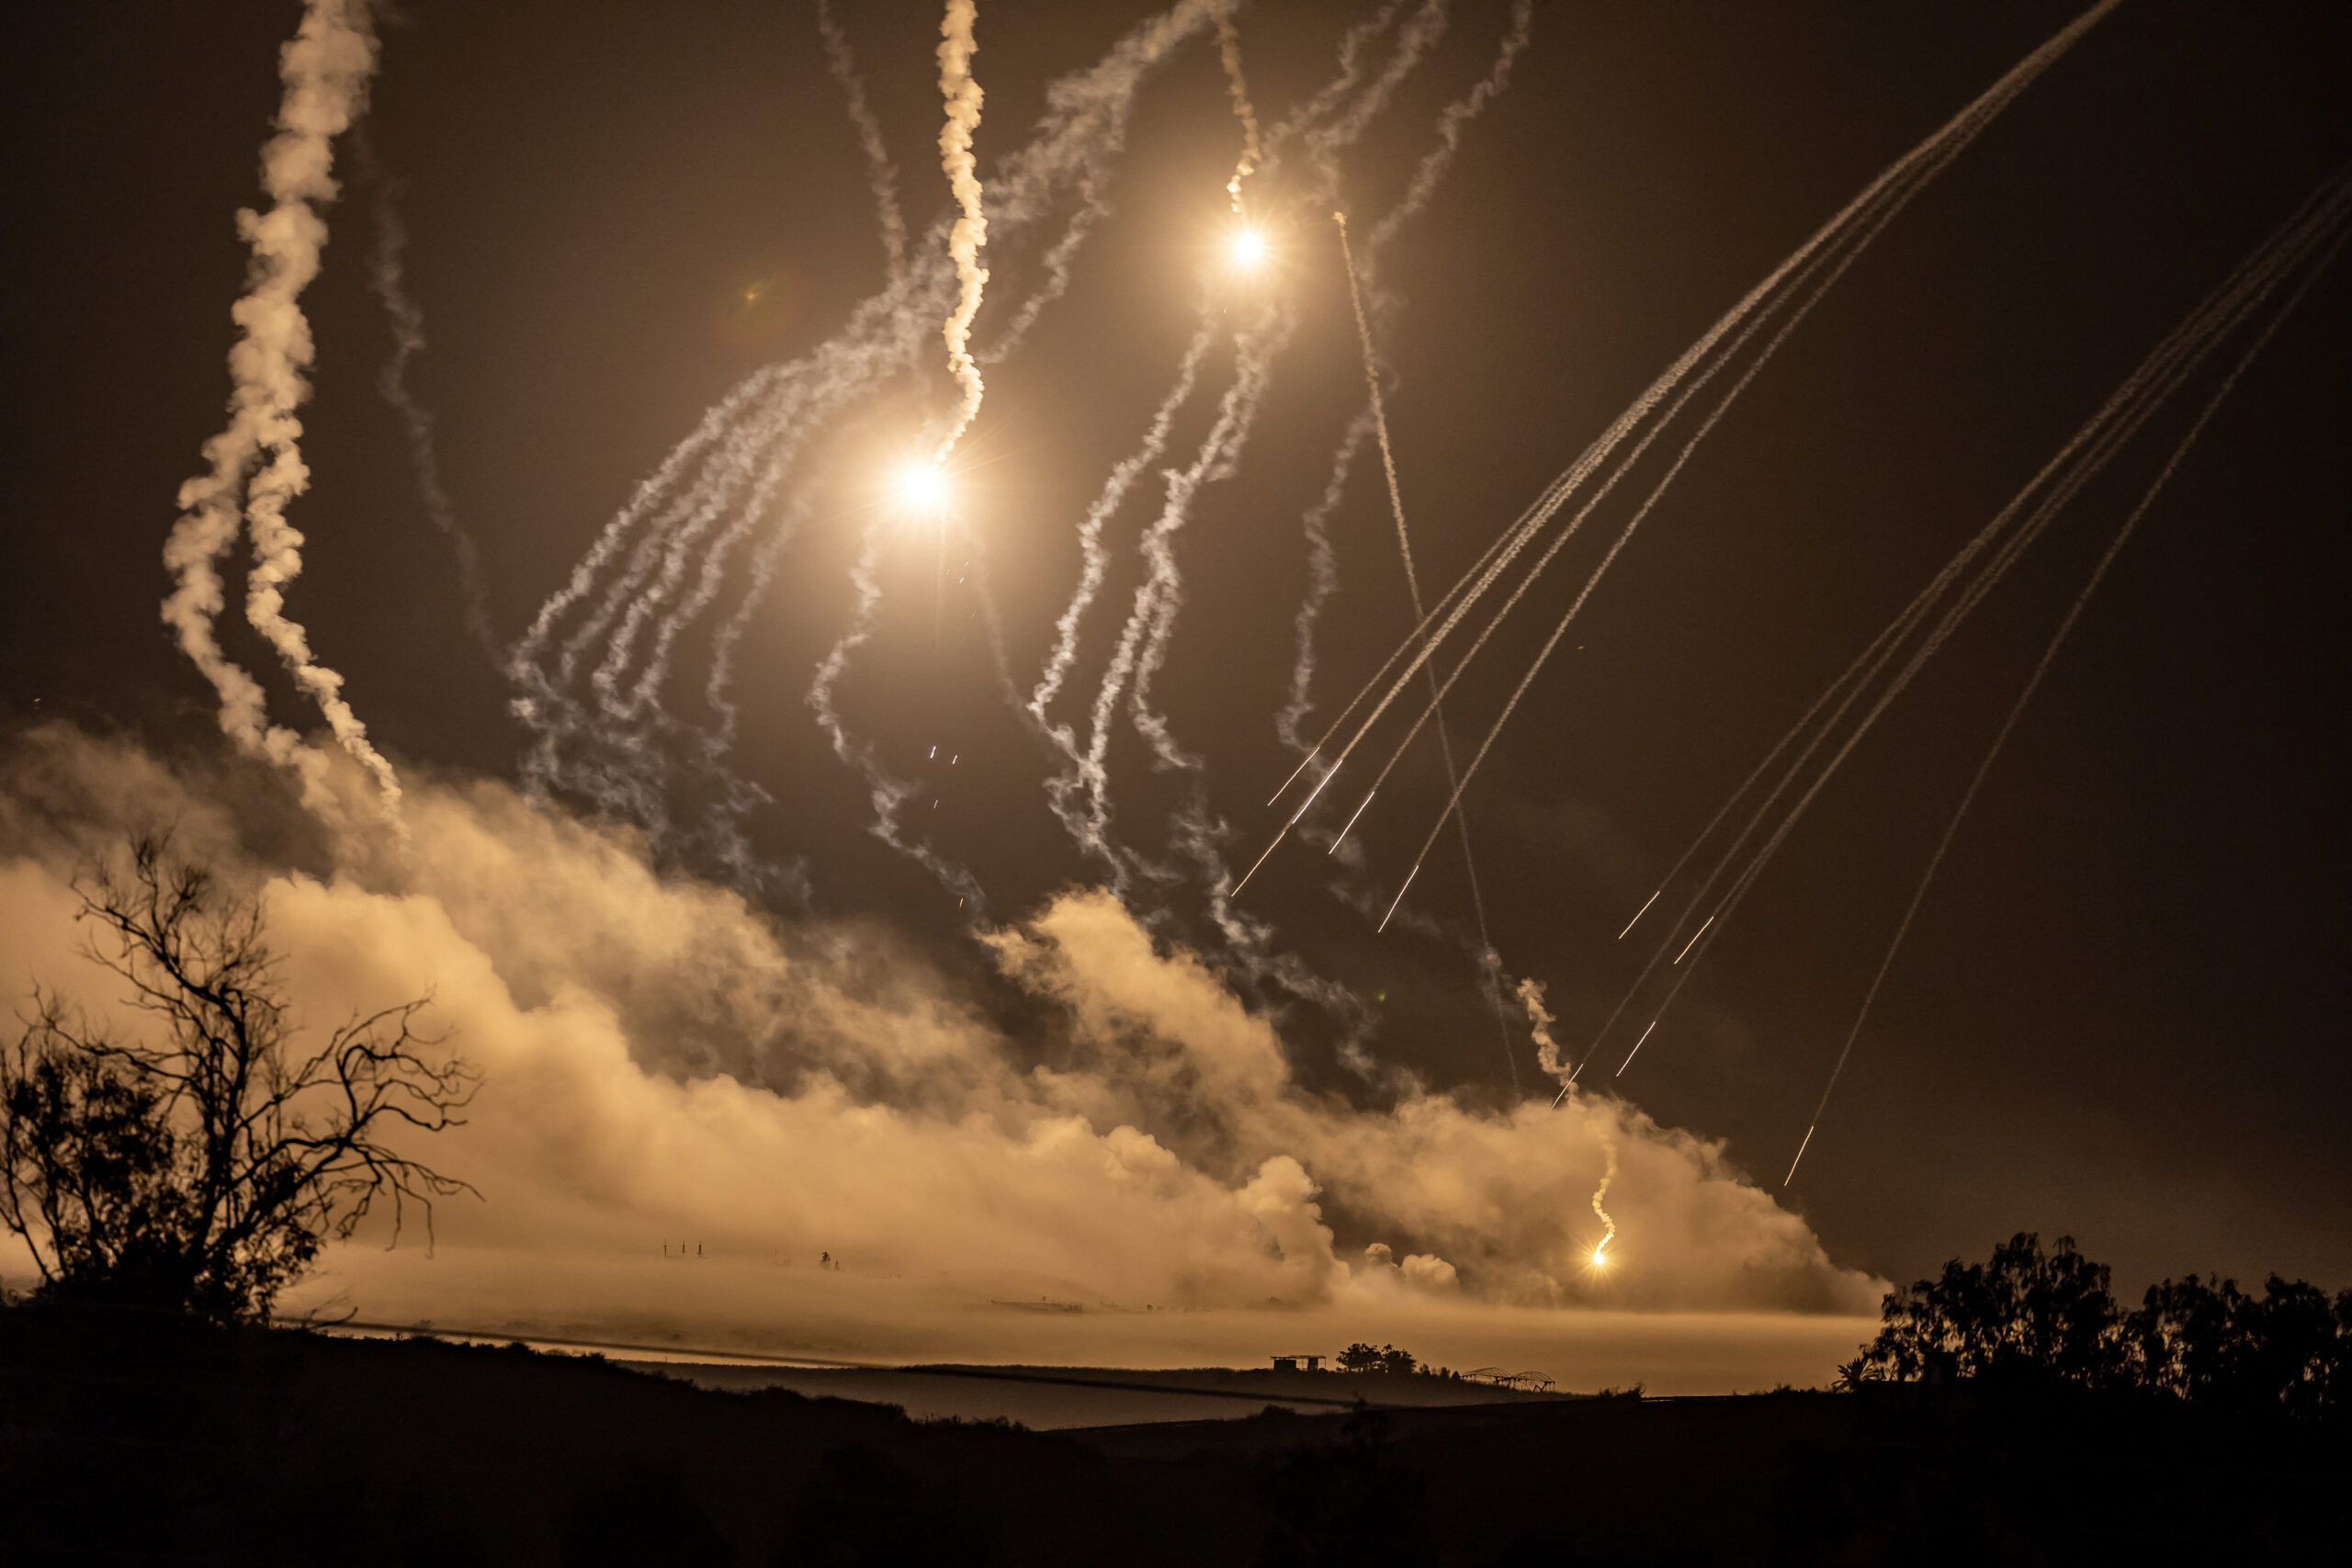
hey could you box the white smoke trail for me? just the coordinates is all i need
[1050,4,1456,879]
[1299,0,1452,200]
[161,0,398,825]
[1215,9,1264,215]
[366,158,497,662]
[818,0,909,280]
[514,4,1229,817]
[1062,296,1294,883]
[1281,0,1535,776]
[807,517,990,914]
[932,0,989,464]
[1052,7,1487,1040]
[1364,0,1533,254]
[1264,4,1400,151]
[1517,976,1569,1083]
[1032,315,1219,736]
[1275,408,1375,756]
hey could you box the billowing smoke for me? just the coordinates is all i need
[0,725,1879,1377]
[161,0,401,827]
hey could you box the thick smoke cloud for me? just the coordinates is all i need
[0,726,1877,1378]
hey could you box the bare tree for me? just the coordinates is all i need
[0,836,479,1323]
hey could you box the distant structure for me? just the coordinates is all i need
[1271,1354,1325,1372]
[1464,1366,1556,1393]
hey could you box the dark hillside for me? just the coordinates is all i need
[5,1308,2344,1565]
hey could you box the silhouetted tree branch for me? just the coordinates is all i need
[1,835,480,1323]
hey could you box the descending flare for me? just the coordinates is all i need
[1215,11,1262,216]
[933,0,989,462]
[1589,1131,1620,1266]
[896,459,949,514]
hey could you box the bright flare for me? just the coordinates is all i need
[897,461,949,513]
[1230,227,1267,268]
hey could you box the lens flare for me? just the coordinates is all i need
[1229,227,1267,268]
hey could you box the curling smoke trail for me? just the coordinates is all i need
[1784,217,2348,1186]
[1054,4,1458,882]
[1216,10,1263,216]
[1273,0,1519,772]
[1274,409,1374,757]
[808,515,990,914]
[364,152,497,663]
[511,3,1229,830]
[818,0,909,281]
[1517,976,1569,1086]
[933,0,989,464]
[1032,317,1218,737]
[1272,0,1530,795]
[162,0,401,825]
[1364,0,1533,254]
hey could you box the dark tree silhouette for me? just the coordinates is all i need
[2125,1273,2352,1416]
[0,836,479,1323]
[1846,1232,2348,1417]
[1335,1343,1419,1376]
[1843,1233,2122,1388]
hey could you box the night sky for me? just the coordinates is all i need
[3,0,2347,1338]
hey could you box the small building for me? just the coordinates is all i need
[1271,1354,1324,1372]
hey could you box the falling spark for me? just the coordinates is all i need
[1329,787,1379,853]
[1782,1125,1816,1188]
[1269,748,1321,807]
[1229,823,1288,898]
[1617,889,1661,941]
[1672,915,1713,964]
[1376,863,1419,933]
[1617,1019,1658,1075]
[933,0,989,463]
[1215,11,1262,216]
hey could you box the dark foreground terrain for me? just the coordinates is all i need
[5,1308,2344,1566]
